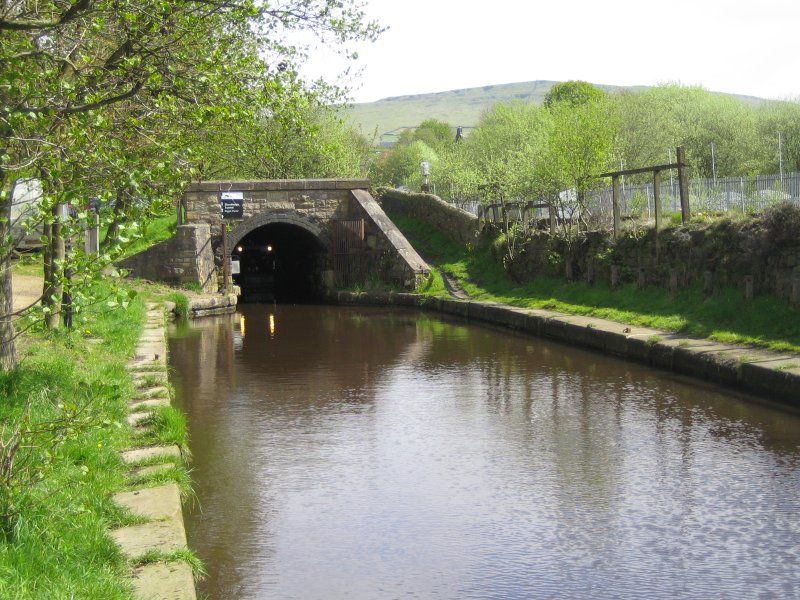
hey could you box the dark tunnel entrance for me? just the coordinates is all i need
[232,223,327,303]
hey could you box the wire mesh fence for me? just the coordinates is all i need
[589,172,800,217]
[450,172,800,222]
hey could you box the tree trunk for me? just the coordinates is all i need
[0,188,17,371]
[43,204,63,330]
[104,189,129,247]
[42,222,52,297]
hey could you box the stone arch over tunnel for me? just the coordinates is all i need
[229,213,330,303]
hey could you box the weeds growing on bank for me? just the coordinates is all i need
[390,212,800,354]
[0,277,197,599]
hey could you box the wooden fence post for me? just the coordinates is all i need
[653,170,662,263]
[612,175,621,239]
[677,146,691,223]
[548,204,557,234]
[703,271,714,297]
[653,170,662,232]
[611,265,621,289]
[744,275,754,300]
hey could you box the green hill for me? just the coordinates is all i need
[342,80,765,143]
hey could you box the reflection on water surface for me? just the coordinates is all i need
[169,305,800,599]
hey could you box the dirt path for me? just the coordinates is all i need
[441,271,469,299]
[12,273,43,315]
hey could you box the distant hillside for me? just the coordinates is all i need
[342,80,766,143]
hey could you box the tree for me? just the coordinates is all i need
[0,0,381,370]
[397,119,454,152]
[537,95,617,230]
[371,140,438,188]
[198,102,372,181]
[544,81,607,109]
[434,102,551,202]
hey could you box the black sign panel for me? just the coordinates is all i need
[220,191,244,219]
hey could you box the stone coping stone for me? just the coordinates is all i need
[131,397,170,411]
[332,291,800,405]
[134,386,170,399]
[187,293,237,312]
[122,445,181,465]
[132,562,197,600]
[114,484,183,521]
[133,371,168,382]
[111,519,186,557]
[127,411,153,427]
[128,463,173,479]
[186,178,369,193]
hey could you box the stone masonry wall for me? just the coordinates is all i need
[379,188,480,244]
[503,205,800,302]
[349,189,430,288]
[120,224,217,293]
[183,179,369,232]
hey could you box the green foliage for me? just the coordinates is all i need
[389,210,800,353]
[544,81,607,108]
[614,85,800,179]
[1,0,383,365]
[397,119,455,152]
[201,106,373,180]
[763,202,800,248]
[376,83,800,201]
[0,281,146,598]
[371,140,439,188]
[417,268,449,297]
[167,293,189,320]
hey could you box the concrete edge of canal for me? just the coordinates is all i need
[111,301,197,600]
[331,291,800,406]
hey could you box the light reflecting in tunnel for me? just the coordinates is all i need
[232,222,326,303]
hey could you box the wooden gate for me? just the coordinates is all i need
[331,219,366,288]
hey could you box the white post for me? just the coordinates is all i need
[779,132,785,187]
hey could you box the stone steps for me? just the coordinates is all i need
[111,303,196,600]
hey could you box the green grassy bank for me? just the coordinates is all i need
[0,272,192,598]
[390,213,800,354]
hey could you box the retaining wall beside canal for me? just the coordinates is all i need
[331,291,800,405]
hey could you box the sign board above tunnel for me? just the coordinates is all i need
[220,191,244,219]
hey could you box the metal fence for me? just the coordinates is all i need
[451,172,800,222]
[589,172,800,217]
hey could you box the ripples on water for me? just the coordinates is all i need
[169,305,800,599]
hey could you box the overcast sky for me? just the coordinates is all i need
[300,0,800,103]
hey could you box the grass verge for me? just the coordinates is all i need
[0,273,197,598]
[389,212,800,354]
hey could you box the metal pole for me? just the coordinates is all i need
[612,175,621,239]
[779,132,785,186]
[711,142,717,186]
[677,147,691,223]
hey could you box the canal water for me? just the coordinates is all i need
[168,304,800,599]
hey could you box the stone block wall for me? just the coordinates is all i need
[503,215,800,302]
[182,179,369,232]
[120,224,217,293]
[378,188,480,244]
[348,189,430,288]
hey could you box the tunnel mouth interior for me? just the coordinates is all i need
[232,223,326,303]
